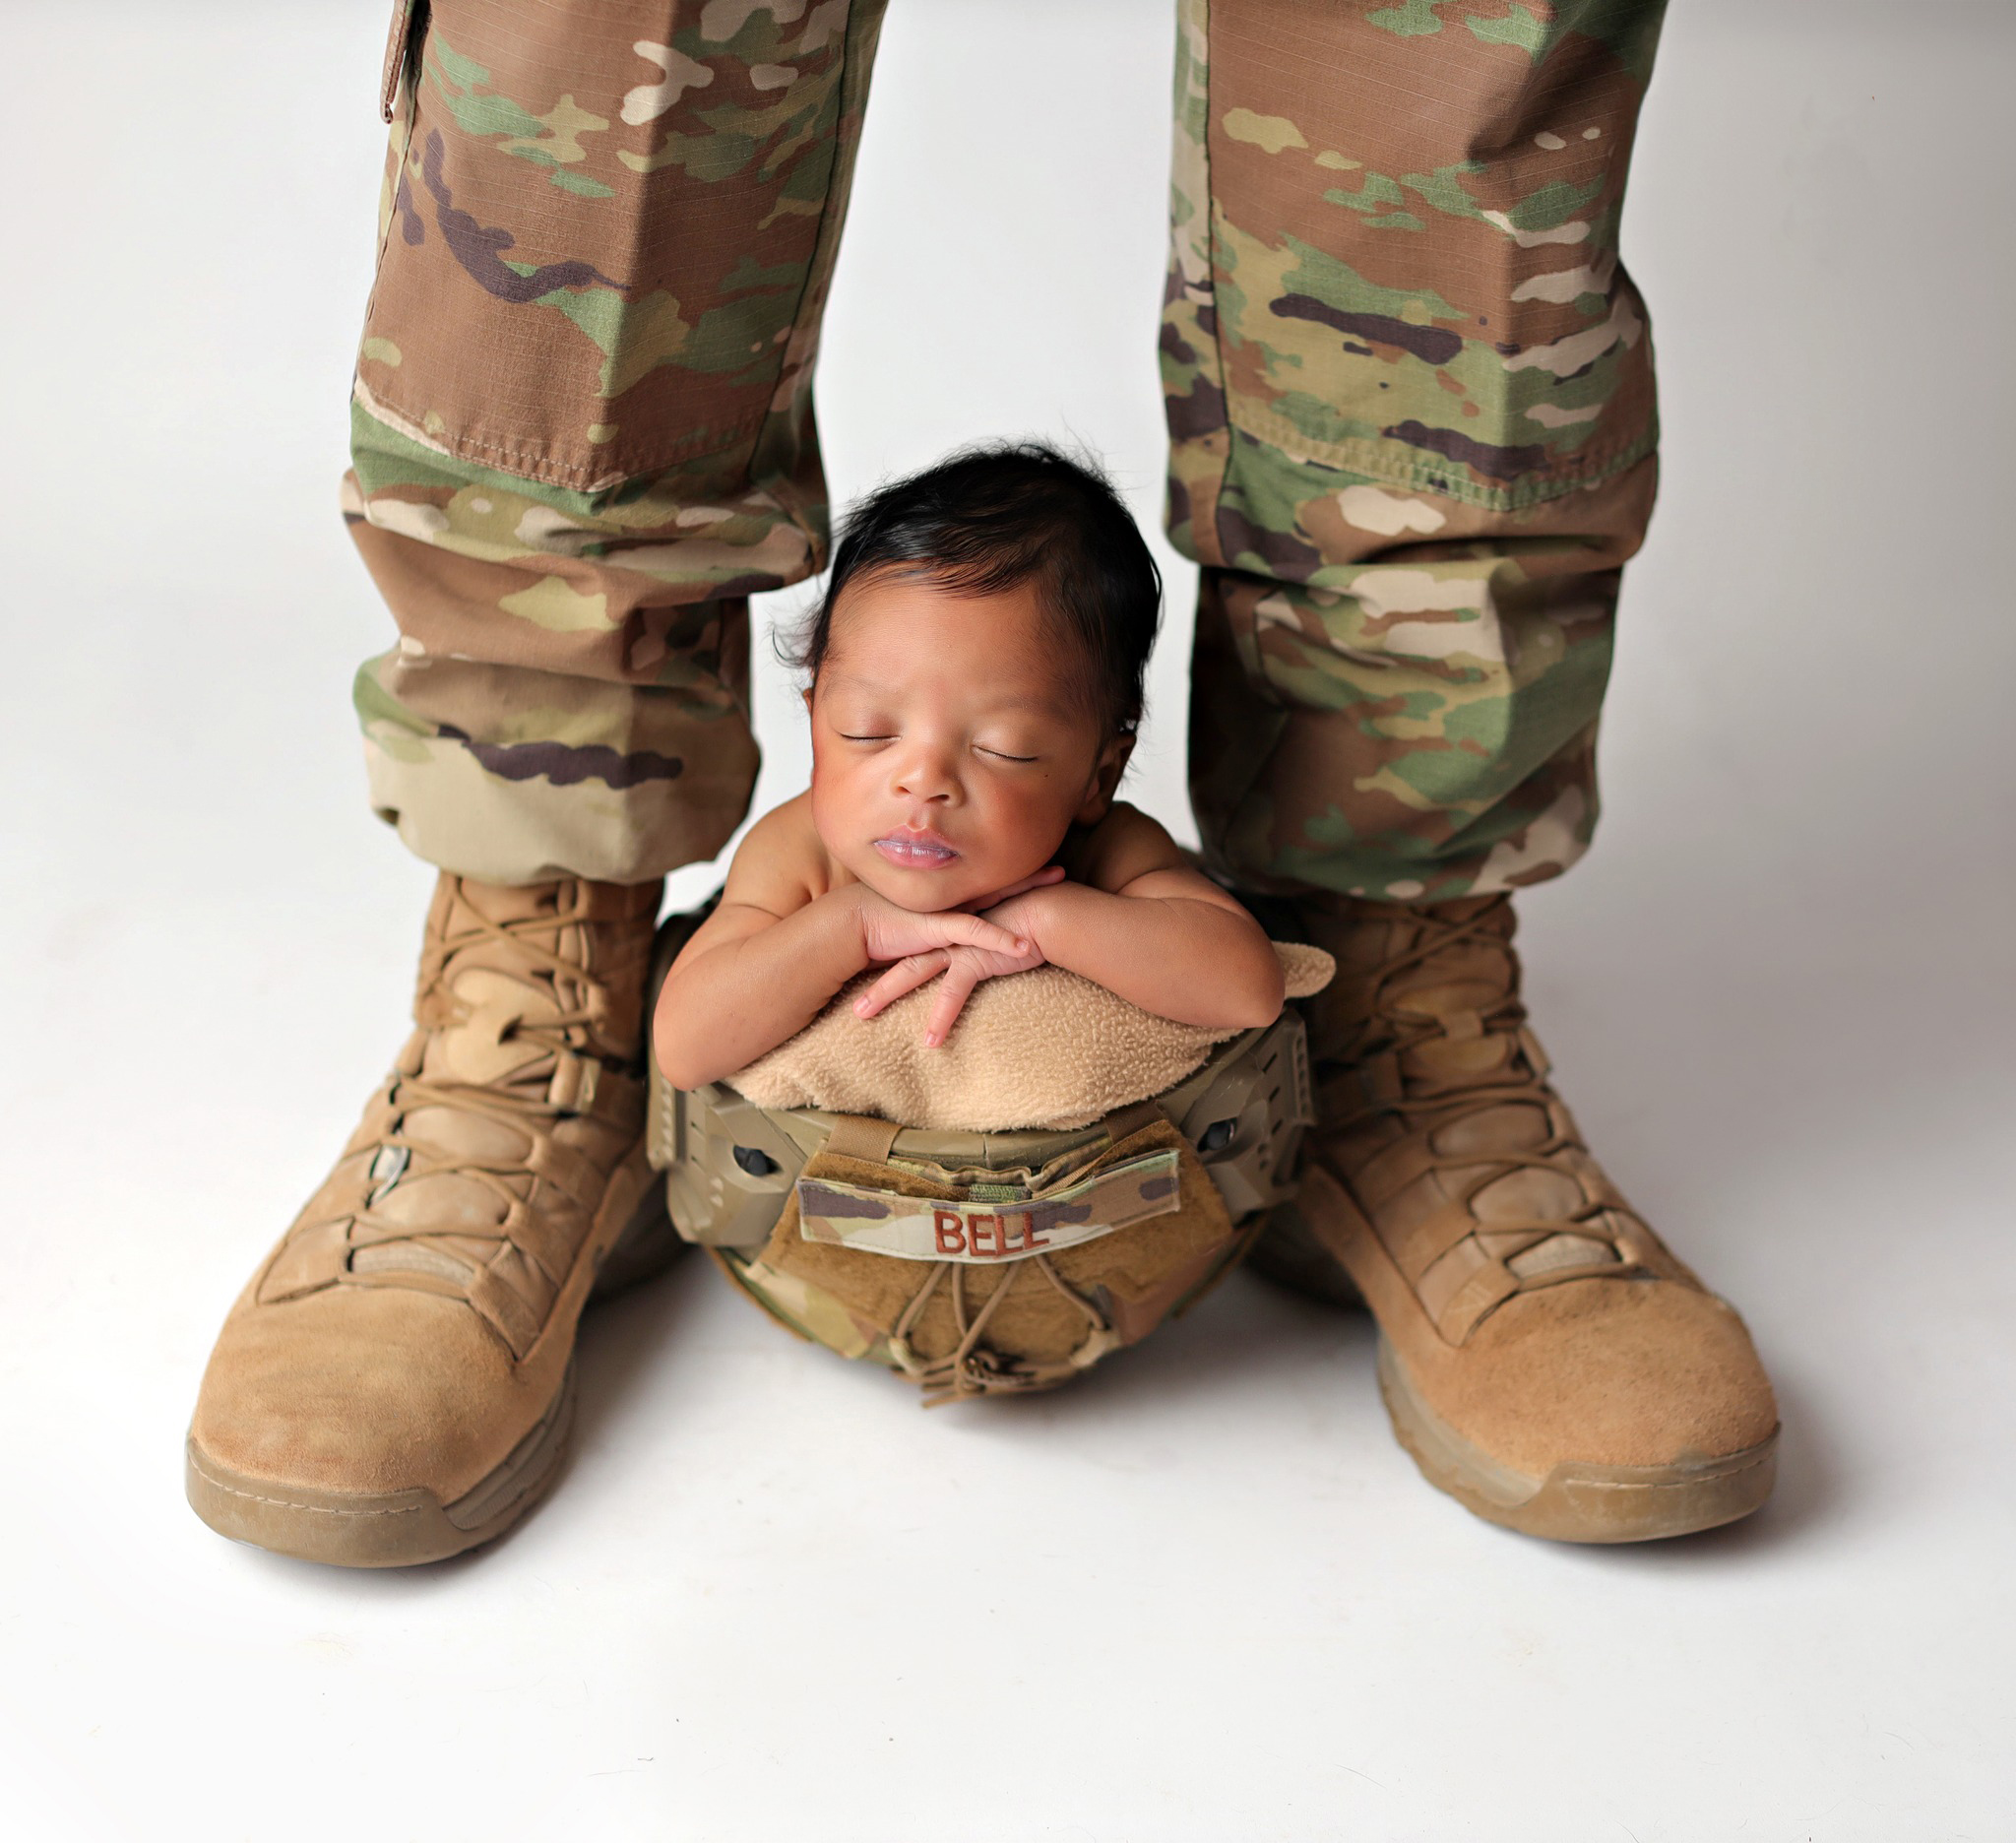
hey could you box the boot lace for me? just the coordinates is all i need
[1323,895,1636,1300]
[345,890,635,1310]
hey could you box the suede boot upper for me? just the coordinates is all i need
[1287,893,1778,1537]
[187,873,663,1560]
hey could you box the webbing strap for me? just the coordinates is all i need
[823,1112,901,1164]
[1101,1099,1166,1147]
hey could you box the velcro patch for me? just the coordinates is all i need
[796,1148,1183,1264]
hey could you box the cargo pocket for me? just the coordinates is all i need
[352,0,878,497]
[1196,0,1659,523]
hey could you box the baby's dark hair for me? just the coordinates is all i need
[796,441,1162,735]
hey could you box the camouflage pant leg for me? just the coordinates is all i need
[1166,0,1668,901]
[346,0,887,885]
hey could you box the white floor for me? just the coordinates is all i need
[3,3,2012,1838]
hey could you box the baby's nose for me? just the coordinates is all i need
[892,745,960,801]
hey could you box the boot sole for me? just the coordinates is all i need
[185,1172,683,1568]
[185,1362,577,1569]
[1376,1336,1779,1545]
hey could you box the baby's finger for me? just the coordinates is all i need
[853,951,948,1018]
[922,962,980,1048]
[945,913,1028,958]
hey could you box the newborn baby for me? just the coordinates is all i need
[655,444,1285,1091]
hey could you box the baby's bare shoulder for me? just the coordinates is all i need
[723,793,838,918]
[1069,800,1188,894]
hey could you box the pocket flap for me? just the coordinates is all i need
[380,0,422,122]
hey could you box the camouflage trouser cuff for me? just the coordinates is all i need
[362,730,746,887]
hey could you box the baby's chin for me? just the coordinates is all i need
[847,863,986,914]
[834,845,1046,915]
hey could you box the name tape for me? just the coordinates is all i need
[796,1147,1183,1264]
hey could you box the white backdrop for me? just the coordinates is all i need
[2,4,2012,1838]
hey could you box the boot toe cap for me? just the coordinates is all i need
[190,1286,543,1506]
[1433,1275,1778,1481]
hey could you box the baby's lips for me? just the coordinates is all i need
[873,829,960,866]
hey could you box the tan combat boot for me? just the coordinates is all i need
[186,873,679,1566]
[1261,894,1778,1543]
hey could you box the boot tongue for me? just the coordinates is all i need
[422,966,560,1088]
[451,877,566,930]
[1393,973,1512,1083]
[425,879,576,1090]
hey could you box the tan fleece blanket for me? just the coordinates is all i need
[728,942,1334,1133]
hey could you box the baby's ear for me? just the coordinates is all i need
[1076,732,1135,822]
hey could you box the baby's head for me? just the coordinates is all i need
[800,443,1161,914]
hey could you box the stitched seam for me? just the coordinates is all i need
[1232,399,1652,484]
[188,1450,425,1521]
[411,413,766,473]
[1227,400,1658,512]
[354,377,767,492]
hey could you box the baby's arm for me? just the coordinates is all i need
[850,805,1285,1037]
[989,807,1284,1030]
[653,799,1031,1089]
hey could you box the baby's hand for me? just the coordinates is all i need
[852,934,1047,1047]
[851,887,1029,969]
[951,863,1066,914]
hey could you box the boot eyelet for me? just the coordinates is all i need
[367,1143,410,1201]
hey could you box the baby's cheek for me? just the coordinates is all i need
[990,783,1078,867]
[808,756,859,844]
